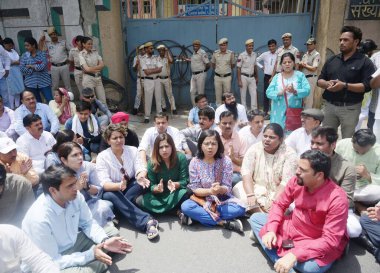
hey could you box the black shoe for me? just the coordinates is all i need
[132,108,138,115]
[173,109,178,115]
[144,118,149,124]
[354,233,376,254]
[162,108,167,112]
[223,219,243,233]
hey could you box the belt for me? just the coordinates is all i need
[51,62,67,67]
[192,70,206,75]
[305,75,317,78]
[242,73,255,78]
[145,76,157,80]
[327,101,359,107]
[74,66,82,70]
[158,76,169,79]
[84,72,101,77]
[215,72,231,78]
[138,76,145,79]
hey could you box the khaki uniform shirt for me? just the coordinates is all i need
[133,55,146,77]
[191,49,209,72]
[275,45,300,72]
[79,49,102,68]
[301,49,321,76]
[46,40,69,64]
[211,49,235,74]
[237,50,257,75]
[68,47,81,68]
[140,54,162,78]
[157,56,170,77]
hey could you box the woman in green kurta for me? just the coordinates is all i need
[141,133,189,213]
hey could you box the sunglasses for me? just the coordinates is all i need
[84,95,95,99]
[120,167,130,183]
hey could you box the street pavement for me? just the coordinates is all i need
[106,110,379,273]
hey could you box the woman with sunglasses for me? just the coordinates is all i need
[96,123,160,240]
[137,133,189,214]
[58,141,115,228]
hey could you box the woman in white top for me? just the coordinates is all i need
[96,123,160,240]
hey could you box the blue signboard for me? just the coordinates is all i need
[185,4,220,16]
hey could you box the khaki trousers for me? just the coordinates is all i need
[73,70,83,100]
[159,78,176,110]
[134,78,144,109]
[82,74,107,105]
[190,72,206,106]
[51,64,71,93]
[240,75,257,110]
[144,78,162,119]
[303,76,317,109]
[214,75,232,105]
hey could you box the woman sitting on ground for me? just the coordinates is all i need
[233,123,298,213]
[180,129,246,233]
[49,88,76,126]
[96,123,160,240]
[137,133,189,214]
[58,141,114,227]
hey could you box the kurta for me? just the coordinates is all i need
[142,152,189,213]
[266,71,310,128]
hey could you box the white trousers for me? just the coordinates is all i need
[240,75,257,110]
[190,72,206,106]
[144,78,162,119]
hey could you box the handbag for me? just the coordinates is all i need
[282,76,302,131]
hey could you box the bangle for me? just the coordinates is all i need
[246,193,255,197]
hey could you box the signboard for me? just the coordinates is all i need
[178,4,227,16]
[347,0,380,20]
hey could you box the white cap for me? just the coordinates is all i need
[68,92,74,101]
[0,137,17,154]
[218,38,228,45]
[157,44,166,50]
[245,38,254,45]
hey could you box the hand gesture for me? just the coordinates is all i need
[20,158,33,175]
[210,182,221,195]
[137,175,150,189]
[356,164,371,181]
[103,236,133,254]
[94,243,112,265]
[287,83,296,94]
[119,178,127,192]
[367,206,380,221]
[229,144,235,159]
[247,195,257,208]
[4,163,12,173]
[155,179,164,193]
[274,253,297,273]
[62,95,68,105]
[76,136,84,145]
[326,79,344,92]
[77,172,88,191]
[167,179,177,193]
[262,231,277,250]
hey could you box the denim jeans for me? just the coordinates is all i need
[102,179,151,232]
[360,215,380,262]
[26,86,53,103]
[249,213,333,273]
[181,199,245,227]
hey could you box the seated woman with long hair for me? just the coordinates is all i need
[137,133,189,214]
[180,129,245,233]
[58,142,115,228]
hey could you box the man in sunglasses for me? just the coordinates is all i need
[81,87,112,129]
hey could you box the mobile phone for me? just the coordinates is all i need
[282,239,294,249]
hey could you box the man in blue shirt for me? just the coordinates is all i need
[22,165,132,272]
[14,90,59,136]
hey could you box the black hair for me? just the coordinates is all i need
[41,165,76,196]
[359,39,378,55]
[352,129,376,147]
[198,106,215,120]
[219,110,237,121]
[311,126,338,144]
[2,38,14,45]
[52,130,75,153]
[195,94,207,103]
[280,52,295,64]
[24,37,38,49]
[222,92,234,102]
[0,164,6,187]
[57,142,82,160]
[247,109,265,122]
[23,114,41,127]
[263,123,284,139]
[197,129,224,160]
[76,101,91,112]
[341,26,362,44]
[300,150,331,179]
[75,35,84,43]
[267,39,277,46]
[154,112,169,121]
[82,36,93,44]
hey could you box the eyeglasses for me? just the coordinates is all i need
[120,167,130,183]
[84,95,95,99]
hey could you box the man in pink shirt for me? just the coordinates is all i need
[249,150,348,273]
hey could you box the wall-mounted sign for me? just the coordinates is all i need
[347,0,380,20]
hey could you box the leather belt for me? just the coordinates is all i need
[327,101,359,107]
[158,76,169,79]
[192,70,206,75]
[84,72,101,77]
[145,76,157,80]
[242,73,255,78]
[51,61,67,67]
[305,75,317,78]
[138,76,145,79]
[74,66,82,70]
[215,72,231,78]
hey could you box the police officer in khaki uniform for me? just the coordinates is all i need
[68,35,84,100]
[39,27,72,94]
[140,42,163,123]
[272,33,300,76]
[79,36,107,104]
[211,38,235,105]
[157,45,177,114]
[299,38,321,109]
[237,39,258,110]
[132,44,146,115]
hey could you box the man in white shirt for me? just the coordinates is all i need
[0,94,16,140]
[215,92,248,130]
[0,44,11,108]
[285,108,324,156]
[237,39,258,111]
[22,165,132,272]
[238,109,265,148]
[256,39,277,118]
[16,114,56,174]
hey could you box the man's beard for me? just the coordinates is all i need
[296,176,304,186]
[225,102,238,119]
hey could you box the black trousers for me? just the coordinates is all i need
[263,74,271,113]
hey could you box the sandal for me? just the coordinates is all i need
[146,219,159,240]
[178,211,192,226]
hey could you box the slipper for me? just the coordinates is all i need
[178,211,192,226]
[146,219,159,240]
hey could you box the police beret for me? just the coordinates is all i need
[218,38,228,45]
[245,39,254,45]
[301,108,324,122]
[281,33,292,39]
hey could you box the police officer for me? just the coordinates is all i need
[299,38,321,109]
[39,27,71,93]
[237,39,258,110]
[272,33,300,76]
[68,35,84,100]
[132,44,146,115]
[157,44,177,114]
[211,38,235,105]
[140,42,162,123]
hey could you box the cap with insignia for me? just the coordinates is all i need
[47,27,56,35]
[157,44,166,50]
[193,39,201,45]
[245,39,254,45]
[144,42,153,48]
[218,38,228,45]
[305,38,316,45]
[301,108,324,122]
[281,33,292,39]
